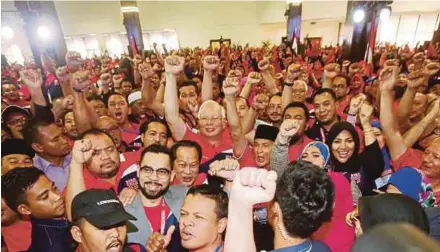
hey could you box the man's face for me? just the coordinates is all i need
[179,85,198,113]
[19,175,65,219]
[90,100,107,117]
[410,93,427,120]
[291,81,307,103]
[267,96,282,123]
[150,55,158,65]
[5,112,27,134]
[253,139,274,168]
[64,112,79,138]
[34,124,70,157]
[94,68,101,76]
[332,77,349,100]
[74,220,127,252]
[107,95,129,125]
[138,152,172,199]
[421,139,440,179]
[314,93,337,125]
[131,100,148,120]
[2,84,19,101]
[84,134,120,179]
[180,194,226,251]
[173,147,200,186]
[96,117,122,149]
[121,81,133,97]
[1,154,33,175]
[2,198,18,227]
[212,82,220,100]
[198,104,224,138]
[235,98,249,120]
[142,122,168,148]
[283,107,307,136]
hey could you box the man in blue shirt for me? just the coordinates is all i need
[2,167,75,252]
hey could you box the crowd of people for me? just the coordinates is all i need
[1,37,440,252]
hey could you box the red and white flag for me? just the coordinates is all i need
[364,13,376,76]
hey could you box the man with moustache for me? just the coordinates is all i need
[70,189,146,252]
[123,144,188,251]
[266,94,282,127]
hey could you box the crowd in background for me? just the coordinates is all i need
[1,37,440,252]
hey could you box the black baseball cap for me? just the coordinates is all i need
[1,105,30,122]
[71,189,136,229]
[1,139,35,158]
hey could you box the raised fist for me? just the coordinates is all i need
[286,63,302,83]
[62,95,74,110]
[230,168,278,206]
[100,73,112,86]
[112,74,123,86]
[203,56,220,71]
[324,63,340,79]
[407,70,425,89]
[258,59,270,71]
[342,60,351,67]
[424,62,440,76]
[223,77,239,97]
[208,157,239,181]
[384,59,399,68]
[72,139,93,165]
[56,66,70,83]
[349,62,361,74]
[19,69,42,89]
[165,56,184,75]
[379,67,396,91]
[348,93,366,115]
[247,72,262,84]
[71,71,91,92]
[412,52,425,65]
[359,102,373,126]
[279,119,301,142]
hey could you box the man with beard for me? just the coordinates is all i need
[146,185,228,252]
[2,167,75,251]
[24,120,72,191]
[65,129,139,219]
[266,94,282,127]
[70,189,146,252]
[123,144,188,251]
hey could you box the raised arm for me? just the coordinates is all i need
[322,63,340,89]
[225,168,277,252]
[258,59,279,96]
[153,43,165,66]
[270,119,300,175]
[56,66,74,97]
[164,56,187,140]
[19,69,47,107]
[379,67,408,160]
[66,140,91,221]
[223,77,248,158]
[282,64,302,111]
[133,55,143,87]
[239,72,260,100]
[403,99,439,147]
[139,62,165,117]
[71,71,99,132]
[397,71,425,133]
[201,56,219,102]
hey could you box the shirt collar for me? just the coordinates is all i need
[31,217,71,228]
[34,154,71,172]
[272,239,313,252]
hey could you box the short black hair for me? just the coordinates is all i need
[312,88,337,103]
[60,110,73,126]
[178,80,199,96]
[275,160,334,238]
[140,144,172,166]
[186,184,228,220]
[22,119,53,146]
[282,102,309,122]
[170,140,202,163]
[1,167,45,214]
[139,118,171,138]
[334,74,351,88]
[106,92,129,108]
[79,128,115,145]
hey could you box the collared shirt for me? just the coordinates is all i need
[34,154,72,192]
[270,239,330,252]
[27,217,75,252]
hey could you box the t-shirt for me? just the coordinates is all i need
[288,136,314,162]
[182,127,234,165]
[391,148,423,172]
[120,123,140,148]
[143,201,171,234]
[1,219,32,252]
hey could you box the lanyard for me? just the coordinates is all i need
[160,198,166,235]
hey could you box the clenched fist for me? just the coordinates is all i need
[56,66,70,83]
[208,157,239,181]
[203,56,220,71]
[71,71,91,92]
[247,72,262,84]
[258,59,270,71]
[71,139,94,165]
[278,119,301,144]
[324,63,340,79]
[165,56,184,75]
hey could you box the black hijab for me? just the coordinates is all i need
[325,122,361,174]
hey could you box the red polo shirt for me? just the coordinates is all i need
[120,122,140,146]
[288,136,314,161]
[182,127,234,164]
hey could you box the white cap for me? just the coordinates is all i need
[128,91,142,105]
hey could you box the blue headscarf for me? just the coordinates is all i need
[299,141,330,167]
[371,121,392,172]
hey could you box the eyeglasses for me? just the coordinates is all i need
[139,166,171,179]
[6,117,27,126]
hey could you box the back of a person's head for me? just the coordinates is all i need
[351,223,440,252]
[275,160,334,238]
[359,194,430,234]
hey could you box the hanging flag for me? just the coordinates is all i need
[130,36,139,56]
[364,12,376,76]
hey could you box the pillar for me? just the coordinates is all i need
[120,1,144,57]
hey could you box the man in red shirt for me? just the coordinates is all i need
[1,197,32,252]
[163,56,241,166]
[107,93,140,146]
[170,140,206,186]
[380,67,440,203]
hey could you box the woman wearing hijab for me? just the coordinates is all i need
[299,141,356,252]
[350,73,366,96]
